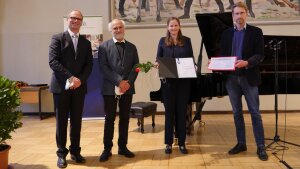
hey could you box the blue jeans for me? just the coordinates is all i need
[226,75,265,147]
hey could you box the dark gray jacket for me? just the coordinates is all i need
[98,39,139,95]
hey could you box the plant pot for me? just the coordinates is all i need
[0,145,11,169]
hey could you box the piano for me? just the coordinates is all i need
[150,12,300,131]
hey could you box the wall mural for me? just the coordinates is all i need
[111,0,300,27]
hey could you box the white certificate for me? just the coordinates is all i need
[208,56,237,71]
[176,58,197,78]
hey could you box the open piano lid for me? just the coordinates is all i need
[195,12,233,59]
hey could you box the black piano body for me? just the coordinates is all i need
[150,12,300,128]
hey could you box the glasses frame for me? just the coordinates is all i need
[69,16,83,21]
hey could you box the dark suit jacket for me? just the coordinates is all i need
[156,36,194,59]
[49,31,93,94]
[220,24,265,86]
[98,39,139,95]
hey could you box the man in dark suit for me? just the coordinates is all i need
[49,10,93,168]
[220,2,268,161]
[98,19,139,162]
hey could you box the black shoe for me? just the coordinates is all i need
[120,12,127,17]
[228,143,247,154]
[257,146,268,161]
[179,145,188,154]
[99,149,112,162]
[71,153,86,163]
[118,147,135,158]
[165,145,172,154]
[178,14,190,19]
[57,157,67,168]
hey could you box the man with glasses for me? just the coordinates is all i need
[49,10,93,168]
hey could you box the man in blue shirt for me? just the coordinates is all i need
[220,2,268,161]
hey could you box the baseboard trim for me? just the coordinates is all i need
[154,110,300,115]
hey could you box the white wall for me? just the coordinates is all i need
[1,0,300,112]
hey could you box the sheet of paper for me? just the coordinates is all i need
[115,86,124,95]
[208,56,237,71]
[176,58,197,78]
[65,79,74,90]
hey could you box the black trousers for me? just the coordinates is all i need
[53,90,85,157]
[103,94,133,150]
[119,0,126,13]
[183,0,193,15]
[162,78,191,146]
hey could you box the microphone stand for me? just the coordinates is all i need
[264,39,300,169]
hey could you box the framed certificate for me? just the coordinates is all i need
[208,56,237,71]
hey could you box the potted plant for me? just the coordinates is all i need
[0,76,22,169]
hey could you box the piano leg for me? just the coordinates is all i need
[190,97,208,129]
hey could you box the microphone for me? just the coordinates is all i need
[264,39,275,47]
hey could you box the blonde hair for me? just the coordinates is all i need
[231,2,248,13]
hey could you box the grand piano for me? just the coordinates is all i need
[150,12,300,130]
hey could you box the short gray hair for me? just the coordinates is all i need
[108,19,126,32]
[67,10,83,19]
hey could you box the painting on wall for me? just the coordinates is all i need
[110,0,300,27]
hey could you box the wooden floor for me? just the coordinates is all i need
[7,112,300,169]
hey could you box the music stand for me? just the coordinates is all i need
[264,38,300,169]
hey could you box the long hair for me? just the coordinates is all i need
[164,17,184,46]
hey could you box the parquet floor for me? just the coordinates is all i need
[7,112,300,169]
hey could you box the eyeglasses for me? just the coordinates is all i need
[69,16,83,21]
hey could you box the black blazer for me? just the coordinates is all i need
[220,24,265,86]
[156,36,194,59]
[49,31,93,94]
[98,39,139,95]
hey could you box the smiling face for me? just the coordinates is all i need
[232,6,247,29]
[67,10,83,33]
[110,19,125,41]
[167,19,180,37]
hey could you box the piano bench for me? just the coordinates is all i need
[130,102,157,133]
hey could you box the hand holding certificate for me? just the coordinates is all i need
[208,56,237,71]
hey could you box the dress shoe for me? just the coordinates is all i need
[165,145,172,154]
[99,149,112,162]
[118,147,135,158]
[71,153,86,163]
[57,157,67,168]
[178,14,190,19]
[257,146,268,161]
[228,143,247,154]
[179,145,188,154]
